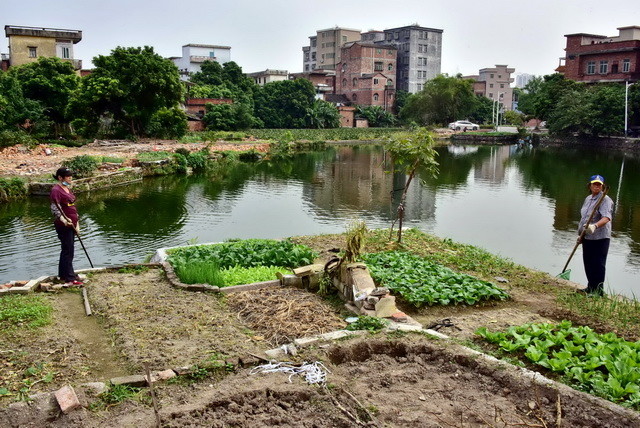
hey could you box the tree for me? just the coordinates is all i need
[68,46,184,137]
[306,100,340,129]
[519,74,577,121]
[504,110,525,126]
[468,95,494,124]
[253,79,316,128]
[203,102,256,131]
[355,105,397,128]
[0,72,48,134]
[10,57,79,131]
[400,74,476,125]
[385,128,439,243]
[515,76,543,116]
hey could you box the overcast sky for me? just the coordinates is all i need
[3,0,640,78]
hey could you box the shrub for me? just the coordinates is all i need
[172,153,188,174]
[0,177,28,202]
[136,151,172,162]
[61,155,99,178]
[146,107,188,139]
[0,130,38,148]
[186,150,208,171]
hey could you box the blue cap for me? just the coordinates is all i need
[589,174,605,184]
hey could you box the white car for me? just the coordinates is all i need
[448,120,479,131]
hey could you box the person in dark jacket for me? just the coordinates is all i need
[50,167,83,286]
[578,174,614,295]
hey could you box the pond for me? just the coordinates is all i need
[1,144,638,297]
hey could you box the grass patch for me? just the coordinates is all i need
[346,315,389,332]
[98,156,125,164]
[90,384,149,410]
[172,261,287,287]
[117,265,150,275]
[0,177,28,202]
[136,151,172,162]
[0,294,53,329]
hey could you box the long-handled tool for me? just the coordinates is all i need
[557,185,610,280]
[55,201,94,268]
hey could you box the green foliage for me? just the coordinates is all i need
[171,260,225,285]
[503,110,525,126]
[0,177,28,202]
[136,151,172,162]
[117,265,150,274]
[306,100,341,129]
[355,105,397,128]
[97,155,125,164]
[10,57,79,130]
[219,265,287,287]
[67,46,184,138]
[346,316,389,332]
[0,295,52,329]
[203,102,256,131]
[146,107,188,139]
[254,79,316,128]
[172,153,188,174]
[477,321,640,409]
[61,155,100,178]
[268,130,294,158]
[94,384,144,408]
[343,220,368,264]
[0,72,48,135]
[167,239,316,270]
[393,90,411,114]
[361,251,509,307]
[385,128,439,178]
[0,130,38,148]
[186,149,209,171]
[400,74,477,125]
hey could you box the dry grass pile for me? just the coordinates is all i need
[226,286,346,346]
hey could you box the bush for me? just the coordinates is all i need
[146,107,188,139]
[0,177,28,202]
[0,130,38,148]
[186,150,208,171]
[61,155,99,178]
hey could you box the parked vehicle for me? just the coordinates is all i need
[448,120,479,131]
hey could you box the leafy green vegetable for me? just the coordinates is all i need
[361,251,509,307]
[346,316,389,332]
[476,321,640,409]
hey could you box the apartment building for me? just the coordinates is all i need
[170,44,231,81]
[289,70,335,99]
[247,69,288,86]
[4,25,82,70]
[559,26,640,83]
[302,27,361,71]
[466,65,515,110]
[336,41,397,110]
[378,25,443,93]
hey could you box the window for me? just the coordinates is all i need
[490,73,494,78]
[311,52,316,61]
[352,93,357,101]
[311,39,316,47]
[342,78,347,87]
[326,53,335,58]
[352,78,357,87]
[342,36,347,43]
[489,93,493,98]
[304,53,309,61]
[61,46,70,59]
[599,60,608,74]
[394,32,399,39]
[374,78,379,85]
[612,63,619,73]
[498,75,502,78]
[374,62,383,71]
[376,48,382,54]
[209,51,215,58]
[341,63,347,72]
[387,79,393,86]
[388,63,393,71]
[311,64,316,70]
[587,61,596,74]
[417,83,423,91]
[623,59,631,72]
[500,84,504,88]
[305,64,309,71]
[373,93,379,101]
[28,47,37,58]
[489,83,494,88]
[387,49,394,55]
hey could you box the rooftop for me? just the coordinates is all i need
[4,25,82,43]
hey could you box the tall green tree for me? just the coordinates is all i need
[68,46,184,137]
[468,95,494,124]
[0,72,48,134]
[400,74,476,125]
[10,57,79,130]
[254,79,316,128]
[306,100,340,129]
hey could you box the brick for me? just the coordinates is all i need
[390,311,408,322]
[54,385,82,414]
[110,375,147,387]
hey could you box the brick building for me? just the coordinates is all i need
[289,70,335,99]
[336,42,397,111]
[559,26,640,83]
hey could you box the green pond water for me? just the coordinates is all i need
[1,144,638,297]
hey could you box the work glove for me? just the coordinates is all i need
[586,224,598,235]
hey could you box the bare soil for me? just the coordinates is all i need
[1,235,638,426]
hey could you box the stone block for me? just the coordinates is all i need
[54,385,82,414]
[293,336,320,347]
[218,280,280,294]
[173,366,194,376]
[78,382,108,396]
[375,296,398,318]
[293,264,324,277]
[319,330,351,341]
[28,392,58,414]
[264,348,286,359]
[238,355,263,367]
[370,287,390,296]
[110,374,147,387]
[366,296,379,305]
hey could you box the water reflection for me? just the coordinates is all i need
[1,144,638,297]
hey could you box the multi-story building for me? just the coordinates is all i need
[4,25,82,70]
[170,44,231,81]
[466,64,515,111]
[289,70,335,99]
[302,27,361,71]
[558,26,640,83]
[378,25,443,93]
[247,69,288,86]
[336,41,397,110]
[515,73,535,88]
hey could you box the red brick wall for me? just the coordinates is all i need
[336,43,397,110]
[564,36,640,82]
[185,98,233,116]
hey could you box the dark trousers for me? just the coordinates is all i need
[582,238,610,295]
[55,223,76,282]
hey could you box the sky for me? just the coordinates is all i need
[2,0,640,78]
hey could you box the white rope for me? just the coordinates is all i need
[250,361,331,385]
